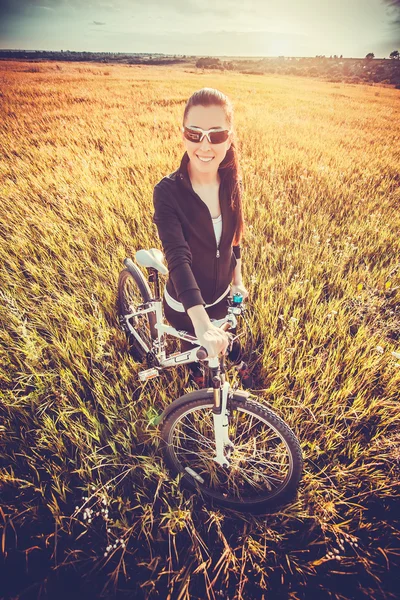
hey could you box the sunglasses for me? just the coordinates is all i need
[182,125,231,144]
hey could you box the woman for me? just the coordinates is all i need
[152,87,252,387]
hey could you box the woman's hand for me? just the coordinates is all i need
[231,282,249,300]
[187,304,231,358]
[194,321,231,359]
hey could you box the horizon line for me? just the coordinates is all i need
[0,48,395,60]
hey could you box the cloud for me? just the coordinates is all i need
[0,0,27,18]
[0,0,62,20]
[0,0,245,20]
[381,0,400,25]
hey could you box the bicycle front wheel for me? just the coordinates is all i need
[117,266,157,362]
[160,393,303,512]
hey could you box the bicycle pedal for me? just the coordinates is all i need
[139,368,159,381]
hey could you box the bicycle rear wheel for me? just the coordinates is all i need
[117,266,157,362]
[160,393,303,512]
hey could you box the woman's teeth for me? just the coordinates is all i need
[197,155,214,162]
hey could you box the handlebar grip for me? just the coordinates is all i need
[196,347,208,360]
[196,321,232,360]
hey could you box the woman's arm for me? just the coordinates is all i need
[231,257,249,300]
[187,305,230,358]
[153,184,204,311]
[232,257,243,285]
[188,255,247,357]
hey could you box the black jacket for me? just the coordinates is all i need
[152,151,241,312]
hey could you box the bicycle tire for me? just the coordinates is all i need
[117,266,157,362]
[160,393,303,513]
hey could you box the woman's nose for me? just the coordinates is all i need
[199,135,212,151]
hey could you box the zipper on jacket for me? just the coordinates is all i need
[188,183,222,298]
[213,241,221,296]
[212,250,220,299]
[213,202,223,294]
[212,195,223,296]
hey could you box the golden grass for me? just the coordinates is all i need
[0,60,399,599]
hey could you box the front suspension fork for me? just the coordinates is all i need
[212,377,234,468]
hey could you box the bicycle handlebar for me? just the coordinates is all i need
[196,321,233,360]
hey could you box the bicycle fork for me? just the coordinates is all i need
[212,378,234,469]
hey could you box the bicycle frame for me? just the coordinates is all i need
[123,295,238,375]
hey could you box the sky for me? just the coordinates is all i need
[0,0,399,58]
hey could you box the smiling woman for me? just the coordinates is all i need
[152,87,252,387]
[182,110,233,179]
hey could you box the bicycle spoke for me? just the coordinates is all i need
[121,277,153,351]
[233,439,283,463]
[248,458,288,477]
[229,423,281,454]
[172,429,215,452]
[232,413,271,449]
[233,413,255,446]
[244,461,286,484]
[175,419,215,450]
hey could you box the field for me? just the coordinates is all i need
[0,60,399,599]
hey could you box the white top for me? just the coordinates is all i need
[164,214,226,313]
[212,214,222,246]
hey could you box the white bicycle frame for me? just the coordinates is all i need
[123,296,239,375]
[122,292,243,468]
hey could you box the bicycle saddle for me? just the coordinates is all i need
[135,248,168,275]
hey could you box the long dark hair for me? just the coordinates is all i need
[182,88,244,246]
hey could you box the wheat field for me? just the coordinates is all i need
[0,60,399,599]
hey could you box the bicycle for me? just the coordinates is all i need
[117,248,303,513]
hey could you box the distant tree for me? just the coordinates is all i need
[195,57,221,69]
[389,50,399,60]
[365,53,375,60]
[340,54,343,59]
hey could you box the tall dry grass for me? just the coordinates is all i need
[0,60,399,599]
